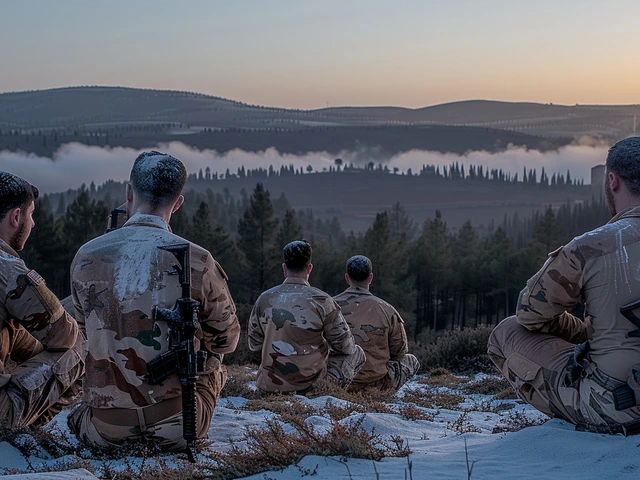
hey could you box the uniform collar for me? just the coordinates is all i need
[283,277,310,286]
[0,237,19,259]
[344,285,373,296]
[123,213,170,231]
[608,205,640,224]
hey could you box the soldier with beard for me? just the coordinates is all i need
[488,137,640,432]
[0,172,83,428]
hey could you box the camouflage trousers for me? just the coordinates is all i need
[69,357,227,451]
[488,316,640,426]
[349,354,420,392]
[0,331,84,428]
[324,345,366,390]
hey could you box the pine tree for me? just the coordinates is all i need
[237,183,279,299]
[276,209,304,249]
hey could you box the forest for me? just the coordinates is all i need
[21,168,610,342]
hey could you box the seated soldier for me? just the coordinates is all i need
[334,255,419,391]
[0,172,83,428]
[488,137,640,432]
[68,151,240,451]
[248,240,365,393]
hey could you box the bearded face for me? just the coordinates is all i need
[605,178,616,216]
[9,202,34,251]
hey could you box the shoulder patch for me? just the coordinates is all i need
[215,261,229,281]
[26,270,45,286]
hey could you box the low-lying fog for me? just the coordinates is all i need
[0,142,607,193]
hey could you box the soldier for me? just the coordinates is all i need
[68,151,240,450]
[488,136,640,432]
[0,172,83,428]
[248,240,365,393]
[334,255,419,391]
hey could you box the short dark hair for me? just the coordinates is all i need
[283,240,312,272]
[0,172,39,222]
[130,151,187,208]
[346,255,372,282]
[606,137,640,196]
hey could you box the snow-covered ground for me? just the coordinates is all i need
[1,372,638,479]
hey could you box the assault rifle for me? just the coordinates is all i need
[146,243,207,462]
[105,206,127,233]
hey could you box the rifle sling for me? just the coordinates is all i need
[91,396,183,427]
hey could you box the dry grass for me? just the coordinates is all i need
[243,394,317,417]
[219,364,259,399]
[207,415,411,479]
[411,327,496,374]
[462,376,511,395]
[492,410,549,434]
[419,368,471,388]
[397,404,436,422]
[446,411,482,435]
[402,387,465,410]
[495,386,517,400]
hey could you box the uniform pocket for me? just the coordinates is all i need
[505,353,543,400]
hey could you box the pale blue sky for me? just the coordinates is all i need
[1,0,639,108]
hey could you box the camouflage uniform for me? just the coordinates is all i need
[334,286,419,391]
[0,237,83,428]
[488,206,640,427]
[248,277,365,393]
[68,213,240,450]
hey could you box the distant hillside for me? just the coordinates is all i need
[0,86,637,156]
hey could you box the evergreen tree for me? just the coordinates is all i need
[237,183,279,300]
[275,209,304,249]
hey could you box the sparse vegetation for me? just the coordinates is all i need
[463,376,511,395]
[492,410,549,433]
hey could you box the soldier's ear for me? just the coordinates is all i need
[8,207,21,228]
[345,273,351,285]
[368,272,374,285]
[171,195,184,213]
[609,172,621,192]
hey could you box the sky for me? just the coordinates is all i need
[1,0,639,109]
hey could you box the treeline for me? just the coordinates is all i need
[23,181,609,340]
[188,159,585,187]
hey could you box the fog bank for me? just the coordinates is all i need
[0,142,607,194]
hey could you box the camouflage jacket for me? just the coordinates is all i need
[0,238,78,387]
[248,277,357,392]
[334,286,408,385]
[71,213,240,409]
[517,206,640,381]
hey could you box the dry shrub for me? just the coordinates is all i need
[308,378,397,413]
[419,369,471,388]
[411,327,496,374]
[323,400,365,421]
[403,388,464,410]
[492,410,549,433]
[397,404,435,421]
[446,411,482,435]
[208,415,411,479]
[220,364,259,399]
[244,394,317,417]
[462,376,511,395]
[495,386,517,400]
[0,423,78,460]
